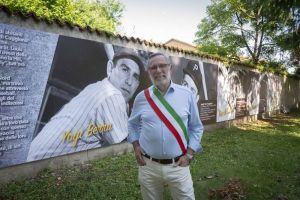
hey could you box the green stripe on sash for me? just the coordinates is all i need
[153,87,189,142]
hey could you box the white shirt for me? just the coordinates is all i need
[27,78,128,161]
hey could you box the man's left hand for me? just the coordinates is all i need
[176,154,191,167]
[176,148,194,167]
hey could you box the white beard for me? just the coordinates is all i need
[150,74,171,89]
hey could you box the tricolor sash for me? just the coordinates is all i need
[144,87,188,154]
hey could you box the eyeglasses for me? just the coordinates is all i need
[148,63,170,71]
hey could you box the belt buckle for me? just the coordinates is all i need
[172,159,178,167]
[162,158,174,165]
[158,159,166,164]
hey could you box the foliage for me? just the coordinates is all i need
[258,0,300,74]
[195,0,272,64]
[0,0,124,33]
[1,112,300,199]
[262,0,300,60]
[294,65,300,77]
[195,0,300,67]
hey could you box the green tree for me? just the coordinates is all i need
[264,0,300,62]
[257,0,300,73]
[195,0,296,64]
[0,0,124,33]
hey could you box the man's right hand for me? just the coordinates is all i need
[132,141,146,166]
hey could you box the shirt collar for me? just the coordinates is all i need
[153,80,175,95]
[168,81,175,93]
[104,77,120,93]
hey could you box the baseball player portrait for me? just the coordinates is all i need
[27,42,145,162]
[182,60,203,103]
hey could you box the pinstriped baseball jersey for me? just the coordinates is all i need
[27,78,128,161]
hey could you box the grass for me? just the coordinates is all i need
[0,112,300,200]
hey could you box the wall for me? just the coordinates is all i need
[0,10,299,183]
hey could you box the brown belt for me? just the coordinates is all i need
[143,154,183,164]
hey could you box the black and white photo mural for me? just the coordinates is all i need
[217,64,240,122]
[246,71,261,116]
[258,74,283,113]
[265,74,283,112]
[0,22,286,168]
[0,24,150,168]
[173,58,217,124]
[0,24,59,168]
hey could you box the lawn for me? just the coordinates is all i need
[0,112,299,200]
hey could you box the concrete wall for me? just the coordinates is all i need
[0,142,133,183]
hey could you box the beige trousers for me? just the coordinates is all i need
[138,157,195,200]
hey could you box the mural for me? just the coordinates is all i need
[216,65,282,122]
[0,25,150,167]
[0,23,287,168]
[170,57,218,124]
[0,24,58,168]
[217,65,240,122]
[258,74,282,113]
[266,74,283,112]
[26,37,149,162]
[245,71,261,116]
[180,59,217,124]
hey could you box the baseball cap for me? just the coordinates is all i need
[112,48,145,71]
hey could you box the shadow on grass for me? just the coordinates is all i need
[262,112,300,131]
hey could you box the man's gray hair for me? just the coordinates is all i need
[146,52,171,69]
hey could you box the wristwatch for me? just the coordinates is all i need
[186,153,194,162]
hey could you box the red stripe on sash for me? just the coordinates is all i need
[144,88,186,154]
